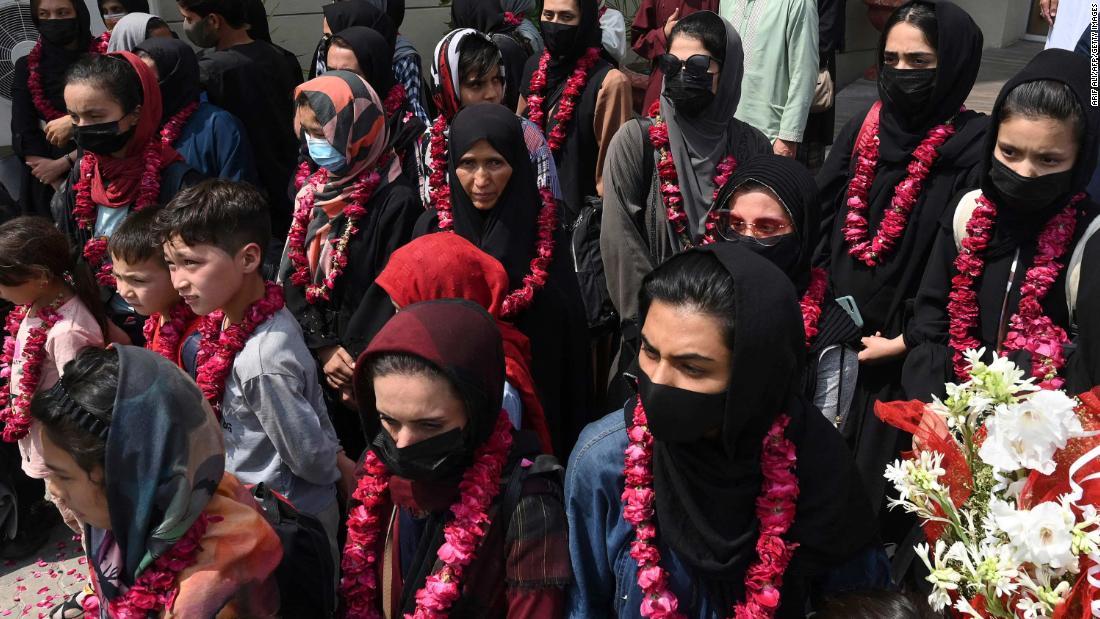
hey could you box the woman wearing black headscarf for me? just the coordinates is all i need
[326,26,426,184]
[97,0,148,31]
[134,38,258,182]
[713,154,862,426]
[904,49,1100,400]
[11,0,101,218]
[346,299,571,616]
[451,0,533,110]
[310,0,429,123]
[567,244,887,618]
[519,0,631,225]
[814,1,988,512]
[414,103,590,458]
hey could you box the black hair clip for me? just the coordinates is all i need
[45,381,109,441]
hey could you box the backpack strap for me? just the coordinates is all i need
[850,101,882,161]
[1068,214,1100,328]
[952,190,984,252]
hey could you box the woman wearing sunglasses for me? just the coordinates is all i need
[712,153,862,428]
[600,10,770,389]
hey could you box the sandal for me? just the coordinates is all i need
[48,590,88,619]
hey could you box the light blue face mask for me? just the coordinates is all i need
[305,135,346,171]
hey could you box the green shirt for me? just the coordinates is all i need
[721,0,818,142]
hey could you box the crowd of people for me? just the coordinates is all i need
[0,0,1097,616]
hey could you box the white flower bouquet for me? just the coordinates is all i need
[877,350,1100,618]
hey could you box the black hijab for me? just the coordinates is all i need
[446,103,541,289]
[30,0,95,107]
[324,0,396,49]
[103,0,149,14]
[714,154,819,289]
[979,49,1100,246]
[135,38,201,122]
[539,0,602,92]
[450,0,505,33]
[243,0,272,43]
[636,244,878,610]
[332,26,395,94]
[876,1,983,161]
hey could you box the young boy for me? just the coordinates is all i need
[155,179,345,563]
[109,207,199,368]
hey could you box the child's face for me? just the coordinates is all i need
[994,115,1079,178]
[111,256,180,317]
[0,269,49,306]
[42,429,111,531]
[162,236,254,317]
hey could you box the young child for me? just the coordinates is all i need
[0,216,112,541]
[155,179,345,566]
[108,207,199,368]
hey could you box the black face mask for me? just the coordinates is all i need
[372,427,469,482]
[989,158,1075,213]
[38,18,80,47]
[635,369,727,443]
[878,66,937,125]
[731,232,801,277]
[663,67,715,117]
[540,21,578,57]
[73,120,135,156]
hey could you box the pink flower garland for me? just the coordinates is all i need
[622,399,799,619]
[194,281,284,419]
[0,298,64,442]
[646,101,737,249]
[947,191,1084,388]
[72,101,197,287]
[426,115,453,228]
[142,301,196,364]
[525,47,602,155]
[843,110,960,267]
[799,268,828,350]
[28,31,110,121]
[286,153,393,304]
[503,12,523,27]
[340,411,514,618]
[81,513,217,618]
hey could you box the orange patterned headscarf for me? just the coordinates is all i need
[294,70,393,205]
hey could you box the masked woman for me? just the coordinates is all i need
[519,0,632,224]
[567,244,888,618]
[904,49,1100,399]
[32,346,282,616]
[135,38,258,182]
[54,52,203,343]
[601,11,770,386]
[11,0,105,218]
[713,154,862,426]
[414,103,589,457]
[374,232,554,455]
[342,299,571,616]
[104,12,171,52]
[280,70,421,458]
[815,0,987,510]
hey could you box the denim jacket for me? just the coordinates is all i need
[565,411,891,618]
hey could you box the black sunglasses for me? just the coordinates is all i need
[657,53,721,77]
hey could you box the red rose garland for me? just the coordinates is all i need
[194,281,284,418]
[382,83,406,116]
[425,115,453,228]
[525,47,601,155]
[0,297,65,442]
[287,153,393,303]
[843,109,961,267]
[799,268,828,350]
[947,191,1084,388]
[622,399,799,618]
[28,31,110,121]
[73,101,198,287]
[340,411,513,618]
[646,101,737,249]
[81,513,218,618]
[503,12,523,27]
[142,301,197,364]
